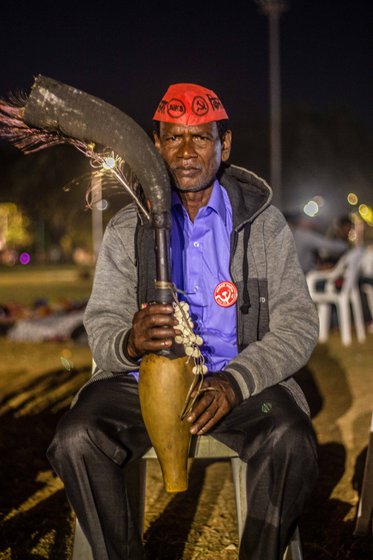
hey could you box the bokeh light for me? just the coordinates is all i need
[358,204,373,226]
[303,200,319,217]
[313,195,325,207]
[19,252,31,265]
[60,351,74,371]
[96,199,109,211]
[61,348,72,359]
[359,204,369,217]
[102,157,116,169]
[347,192,358,205]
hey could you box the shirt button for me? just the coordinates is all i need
[193,241,200,247]
[195,286,199,291]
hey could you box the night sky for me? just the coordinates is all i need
[0,0,372,213]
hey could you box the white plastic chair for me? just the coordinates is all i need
[361,284,373,322]
[306,247,366,346]
[359,246,373,322]
[71,436,303,559]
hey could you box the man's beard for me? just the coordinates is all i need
[169,168,214,194]
[174,182,212,194]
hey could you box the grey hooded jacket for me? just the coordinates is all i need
[83,164,319,415]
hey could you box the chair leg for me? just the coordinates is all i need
[318,303,331,343]
[351,289,366,343]
[284,526,303,560]
[363,285,373,320]
[230,456,247,542]
[337,298,352,346]
[71,517,93,560]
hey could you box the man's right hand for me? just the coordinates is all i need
[126,303,177,359]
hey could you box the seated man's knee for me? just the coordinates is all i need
[47,413,97,472]
[272,412,318,479]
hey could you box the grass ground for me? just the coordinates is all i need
[0,265,93,306]
[0,266,372,559]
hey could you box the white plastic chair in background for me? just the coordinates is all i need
[359,245,373,323]
[306,247,366,346]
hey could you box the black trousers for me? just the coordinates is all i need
[47,375,318,560]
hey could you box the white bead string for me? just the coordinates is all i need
[169,288,207,420]
[173,300,207,376]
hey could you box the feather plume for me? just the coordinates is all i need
[0,97,150,219]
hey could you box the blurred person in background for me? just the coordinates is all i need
[318,214,354,268]
[284,211,348,274]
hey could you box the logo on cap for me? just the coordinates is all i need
[192,96,209,116]
[166,98,186,119]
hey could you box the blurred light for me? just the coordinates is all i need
[19,252,30,265]
[102,157,116,170]
[303,200,319,217]
[95,199,109,211]
[347,192,358,205]
[359,204,369,217]
[60,356,73,371]
[313,195,325,207]
[358,204,373,226]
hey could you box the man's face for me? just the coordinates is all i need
[154,121,232,193]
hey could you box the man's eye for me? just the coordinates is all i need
[194,136,209,145]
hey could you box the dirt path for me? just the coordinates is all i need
[0,333,372,559]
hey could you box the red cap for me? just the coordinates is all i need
[153,83,228,126]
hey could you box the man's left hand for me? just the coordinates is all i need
[187,374,238,435]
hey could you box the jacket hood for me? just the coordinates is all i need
[219,164,273,230]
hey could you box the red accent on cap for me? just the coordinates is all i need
[214,281,238,308]
[153,83,228,125]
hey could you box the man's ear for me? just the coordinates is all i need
[153,132,161,152]
[221,130,232,162]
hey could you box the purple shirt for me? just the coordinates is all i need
[171,180,238,372]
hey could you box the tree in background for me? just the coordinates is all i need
[0,202,33,261]
[0,144,94,262]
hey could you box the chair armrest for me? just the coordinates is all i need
[306,270,328,291]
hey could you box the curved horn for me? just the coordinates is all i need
[23,75,173,302]
[24,75,170,218]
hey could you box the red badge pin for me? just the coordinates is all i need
[214,281,238,307]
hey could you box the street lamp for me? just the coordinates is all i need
[255,0,287,208]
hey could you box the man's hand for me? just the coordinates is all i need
[126,304,177,359]
[187,374,238,435]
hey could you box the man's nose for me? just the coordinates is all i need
[177,137,197,158]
